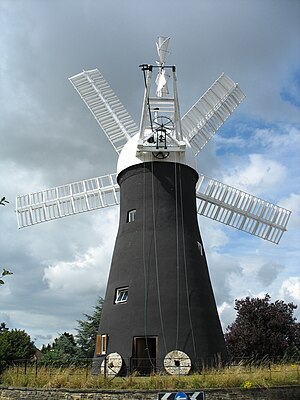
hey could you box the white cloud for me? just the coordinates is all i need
[208,251,242,305]
[254,126,300,149]
[280,192,300,229]
[218,302,237,332]
[43,209,118,295]
[200,218,230,250]
[215,135,246,148]
[222,154,287,195]
[279,277,300,303]
[279,277,300,321]
[43,245,110,294]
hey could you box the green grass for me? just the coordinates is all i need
[1,363,299,390]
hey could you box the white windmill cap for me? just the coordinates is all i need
[117,133,196,176]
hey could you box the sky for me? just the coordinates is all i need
[0,0,299,349]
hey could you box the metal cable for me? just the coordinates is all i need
[178,164,197,358]
[142,165,156,369]
[151,162,168,354]
[174,163,180,349]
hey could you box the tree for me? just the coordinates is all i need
[0,328,36,372]
[76,296,103,358]
[41,332,83,362]
[0,323,9,333]
[225,294,300,361]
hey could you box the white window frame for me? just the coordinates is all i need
[96,333,108,355]
[197,241,203,256]
[101,334,108,355]
[115,287,129,304]
[127,209,136,223]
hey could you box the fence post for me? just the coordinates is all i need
[104,355,107,379]
[85,358,89,380]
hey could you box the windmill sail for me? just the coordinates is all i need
[181,73,245,155]
[16,174,119,228]
[196,175,291,244]
[69,69,138,153]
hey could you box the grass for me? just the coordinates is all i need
[1,363,299,390]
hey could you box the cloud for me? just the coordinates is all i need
[221,154,287,195]
[215,135,246,148]
[279,277,300,303]
[200,218,229,250]
[280,192,300,229]
[279,277,300,321]
[43,208,118,295]
[200,220,243,305]
[218,302,237,331]
[208,251,243,305]
[256,261,285,286]
[254,126,300,149]
[280,68,300,108]
[43,245,111,295]
[34,334,52,341]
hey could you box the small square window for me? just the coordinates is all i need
[115,287,129,304]
[127,209,136,223]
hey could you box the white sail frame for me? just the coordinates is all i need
[16,174,119,228]
[196,175,291,244]
[69,69,138,153]
[181,73,245,155]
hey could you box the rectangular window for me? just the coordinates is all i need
[96,334,108,355]
[115,287,129,304]
[101,334,108,355]
[127,209,136,223]
[197,241,203,256]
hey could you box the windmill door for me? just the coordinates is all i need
[132,336,157,375]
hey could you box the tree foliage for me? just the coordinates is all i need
[41,332,84,362]
[0,323,9,334]
[76,296,103,358]
[225,294,300,361]
[41,297,104,361]
[0,328,36,372]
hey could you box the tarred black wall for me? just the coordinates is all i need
[97,162,227,370]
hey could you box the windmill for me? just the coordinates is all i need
[16,37,291,375]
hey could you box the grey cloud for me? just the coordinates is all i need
[256,262,285,286]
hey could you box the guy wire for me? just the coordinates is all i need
[174,162,180,350]
[151,162,168,354]
[178,164,197,358]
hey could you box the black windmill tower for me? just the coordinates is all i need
[16,37,291,375]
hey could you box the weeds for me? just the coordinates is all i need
[1,362,299,390]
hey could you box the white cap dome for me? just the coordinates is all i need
[117,133,196,175]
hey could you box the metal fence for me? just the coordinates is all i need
[5,356,300,380]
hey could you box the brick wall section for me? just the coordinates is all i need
[0,386,300,400]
